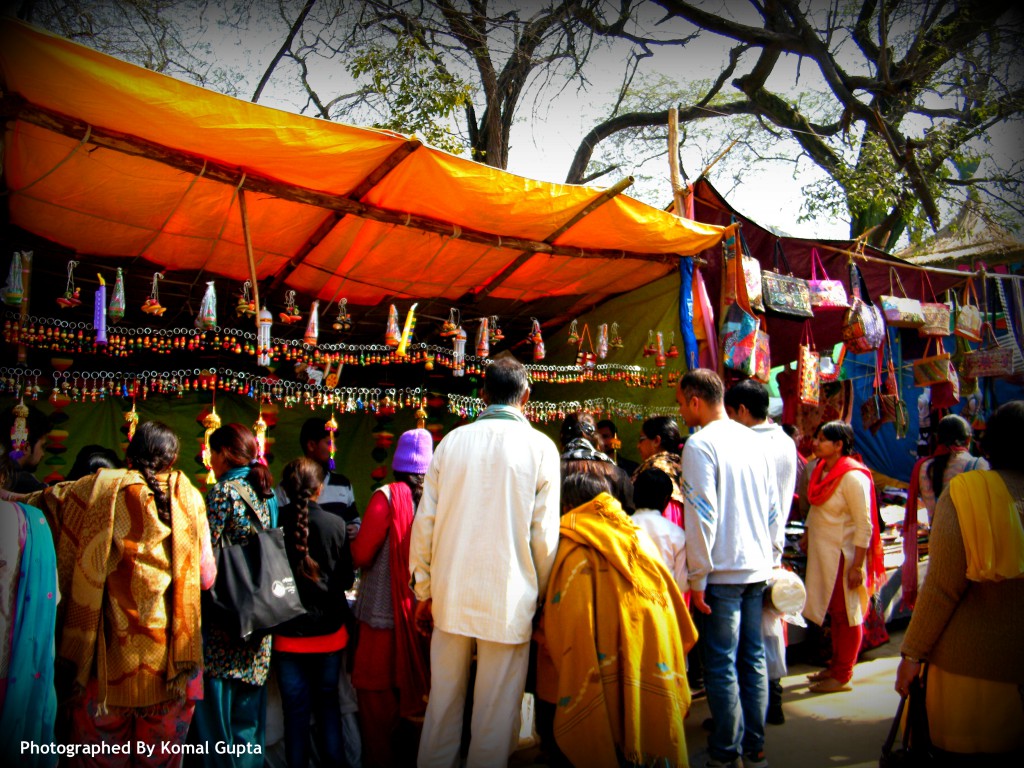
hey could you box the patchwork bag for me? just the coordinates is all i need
[860,350,884,433]
[722,243,763,377]
[880,268,925,329]
[807,248,849,310]
[797,321,820,406]
[913,338,956,387]
[918,271,951,337]
[962,324,1014,378]
[954,279,983,342]
[761,241,813,319]
[753,317,772,384]
[881,343,909,438]
[842,263,886,353]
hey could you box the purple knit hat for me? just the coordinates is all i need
[392,428,433,474]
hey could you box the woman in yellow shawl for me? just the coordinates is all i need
[895,400,1024,759]
[537,470,698,767]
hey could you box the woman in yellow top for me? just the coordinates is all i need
[895,400,1024,759]
[536,470,697,768]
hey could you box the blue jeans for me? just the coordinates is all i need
[275,650,347,768]
[702,582,768,762]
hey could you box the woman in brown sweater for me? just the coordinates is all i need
[895,400,1024,759]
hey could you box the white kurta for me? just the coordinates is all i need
[803,470,873,626]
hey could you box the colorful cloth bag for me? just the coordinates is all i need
[807,248,849,310]
[880,268,924,329]
[962,324,1014,378]
[913,337,956,387]
[842,263,885,353]
[918,271,951,337]
[722,228,765,313]
[954,279,983,342]
[797,321,820,406]
[761,241,813,319]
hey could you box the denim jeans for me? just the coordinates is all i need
[702,582,768,763]
[275,650,347,768]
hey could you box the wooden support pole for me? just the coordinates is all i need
[238,189,261,331]
[667,108,686,216]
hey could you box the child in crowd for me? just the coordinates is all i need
[631,467,688,594]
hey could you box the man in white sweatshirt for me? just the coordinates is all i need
[725,378,798,726]
[677,369,781,768]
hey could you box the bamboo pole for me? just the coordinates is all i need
[667,108,686,216]
[238,189,261,331]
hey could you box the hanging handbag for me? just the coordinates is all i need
[807,248,849,310]
[798,321,821,405]
[762,241,814,319]
[878,666,933,768]
[880,268,925,329]
[205,481,306,641]
[913,338,956,388]
[818,345,845,383]
[962,323,1014,378]
[843,262,886,353]
[723,228,765,313]
[881,340,909,438]
[954,279,983,341]
[861,349,884,433]
[722,242,762,377]
[918,272,951,337]
[753,317,771,384]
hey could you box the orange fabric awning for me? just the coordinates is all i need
[0,19,726,328]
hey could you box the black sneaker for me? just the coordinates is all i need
[765,704,785,725]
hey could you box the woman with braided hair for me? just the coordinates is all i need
[273,457,354,768]
[14,420,214,765]
[191,423,278,765]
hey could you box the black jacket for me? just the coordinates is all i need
[275,500,355,638]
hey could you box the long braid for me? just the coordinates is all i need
[125,421,179,525]
[138,460,172,524]
[282,457,325,583]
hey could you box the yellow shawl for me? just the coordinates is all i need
[542,493,697,768]
[28,468,205,709]
[949,470,1024,582]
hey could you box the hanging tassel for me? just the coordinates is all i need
[142,272,166,316]
[57,260,82,309]
[396,303,418,357]
[529,318,545,361]
[385,304,401,347]
[202,406,221,485]
[109,267,126,323]
[196,281,218,330]
[325,412,339,471]
[655,331,667,367]
[452,327,467,377]
[476,317,490,358]
[8,399,29,461]
[3,252,25,306]
[304,300,320,346]
[125,401,139,442]
[253,408,268,464]
[597,323,609,359]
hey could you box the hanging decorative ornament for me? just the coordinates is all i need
[142,272,167,316]
[609,321,624,349]
[324,358,341,389]
[415,404,428,429]
[567,318,580,345]
[529,317,545,361]
[332,298,353,332]
[3,251,25,306]
[202,405,221,486]
[236,280,257,317]
[396,303,418,357]
[56,260,82,309]
[452,326,467,377]
[476,317,490,358]
[109,267,126,323]
[325,412,339,471]
[384,304,401,347]
[8,398,29,461]
[440,307,460,337]
[253,407,268,464]
[257,306,273,366]
[489,316,504,344]
[597,323,609,360]
[666,330,680,358]
[124,401,139,442]
[576,323,597,370]
[643,330,657,357]
[93,273,108,347]
[304,300,320,346]
[196,281,218,330]
[279,290,303,324]
[655,331,667,367]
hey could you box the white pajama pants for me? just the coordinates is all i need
[417,627,529,768]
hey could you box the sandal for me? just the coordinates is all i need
[806,669,833,682]
[809,677,852,693]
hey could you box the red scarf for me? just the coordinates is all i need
[807,455,886,593]
[387,482,431,720]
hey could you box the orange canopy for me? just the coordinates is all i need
[0,19,725,331]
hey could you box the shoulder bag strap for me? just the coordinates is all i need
[774,240,794,275]
[223,478,267,535]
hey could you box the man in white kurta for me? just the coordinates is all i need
[409,357,561,768]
